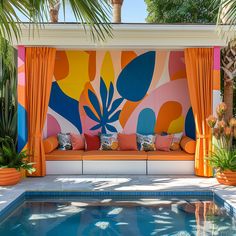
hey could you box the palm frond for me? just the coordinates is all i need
[213,0,236,42]
[0,0,112,43]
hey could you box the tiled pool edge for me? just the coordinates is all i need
[1,189,236,221]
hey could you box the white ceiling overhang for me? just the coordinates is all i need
[14,23,227,49]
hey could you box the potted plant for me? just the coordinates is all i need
[206,103,236,185]
[0,136,35,186]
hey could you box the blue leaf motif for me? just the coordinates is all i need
[106,124,117,133]
[109,98,124,115]
[117,51,155,101]
[90,123,102,131]
[84,106,100,122]
[107,82,114,109]
[101,126,106,134]
[100,77,107,113]
[108,110,121,123]
[88,90,102,118]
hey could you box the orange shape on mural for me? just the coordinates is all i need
[86,51,96,81]
[119,100,142,128]
[155,101,182,133]
[171,70,187,81]
[54,51,69,81]
[121,51,137,69]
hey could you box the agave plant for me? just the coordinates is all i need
[208,146,236,172]
[0,136,35,174]
[83,78,124,133]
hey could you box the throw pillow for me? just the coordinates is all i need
[118,133,138,151]
[155,134,173,151]
[180,136,196,154]
[70,133,85,150]
[57,133,72,150]
[43,136,58,154]
[170,132,183,151]
[84,133,100,151]
[137,134,156,151]
[100,133,119,150]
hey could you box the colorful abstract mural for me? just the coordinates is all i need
[43,50,195,138]
[17,46,28,152]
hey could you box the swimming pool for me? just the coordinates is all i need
[0,192,235,236]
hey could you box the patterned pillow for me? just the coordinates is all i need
[100,133,119,151]
[57,133,72,150]
[170,132,183,151]
[137,134,156,151]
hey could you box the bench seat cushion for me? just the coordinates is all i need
[46,150,83,161]
[147,151,194,161]
[82,151,147,160]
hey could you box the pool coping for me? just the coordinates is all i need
[0,189,236,222]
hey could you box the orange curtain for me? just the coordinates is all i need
[184,48,213,177]
[25,47,56,176]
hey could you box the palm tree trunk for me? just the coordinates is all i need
[49,0,60,23]
[224,80,234,122]
[221,41,236,122]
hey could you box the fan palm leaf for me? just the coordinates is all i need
[213,0,236,42]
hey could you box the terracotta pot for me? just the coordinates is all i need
[216,170,236,186]
[0,168,22,186]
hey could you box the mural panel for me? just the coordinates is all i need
[44,50,195,137]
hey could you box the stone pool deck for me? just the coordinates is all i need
[0,175,236,214]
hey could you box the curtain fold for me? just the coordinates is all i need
[25,47,56,176]
[184,48,213,177]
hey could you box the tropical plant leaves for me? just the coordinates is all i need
[208,145,236,172]
[88,89,102,118]
[106,124,117,133]
[100,78,107,114]
[108,110,121,123]
[107,82,114,109]
[83,106,100,123]
[84,78,123,133]
[0,0,113,43]
[109,98,124,115]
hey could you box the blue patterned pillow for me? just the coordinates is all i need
[137,134,156,151]
[100,133,119,150]
[57,133,72,150]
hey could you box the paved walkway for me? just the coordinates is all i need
[0,175,236,214]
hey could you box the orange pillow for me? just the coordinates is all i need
[70,133,84,150]
[155,134,173,151]
[118,133,138,151]
[43,136,58,154]
[180,136,196,154]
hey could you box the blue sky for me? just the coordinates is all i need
[122,0,147,23]
[58,0,147,23]
[18,0,147,23]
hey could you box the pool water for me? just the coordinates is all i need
[0,195,235,236]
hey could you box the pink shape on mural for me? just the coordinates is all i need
[214,46,220,70]
[123,79,190,133]
[168,51,186,80]
[47,114,61,137]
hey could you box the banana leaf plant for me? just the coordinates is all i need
[0,136,35,174]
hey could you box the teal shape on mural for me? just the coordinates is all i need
[137,108,156,135]
[117,51,156,102]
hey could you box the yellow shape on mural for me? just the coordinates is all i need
[57,51,90,101]
[100,52,114,88]
[168,116,185,134]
